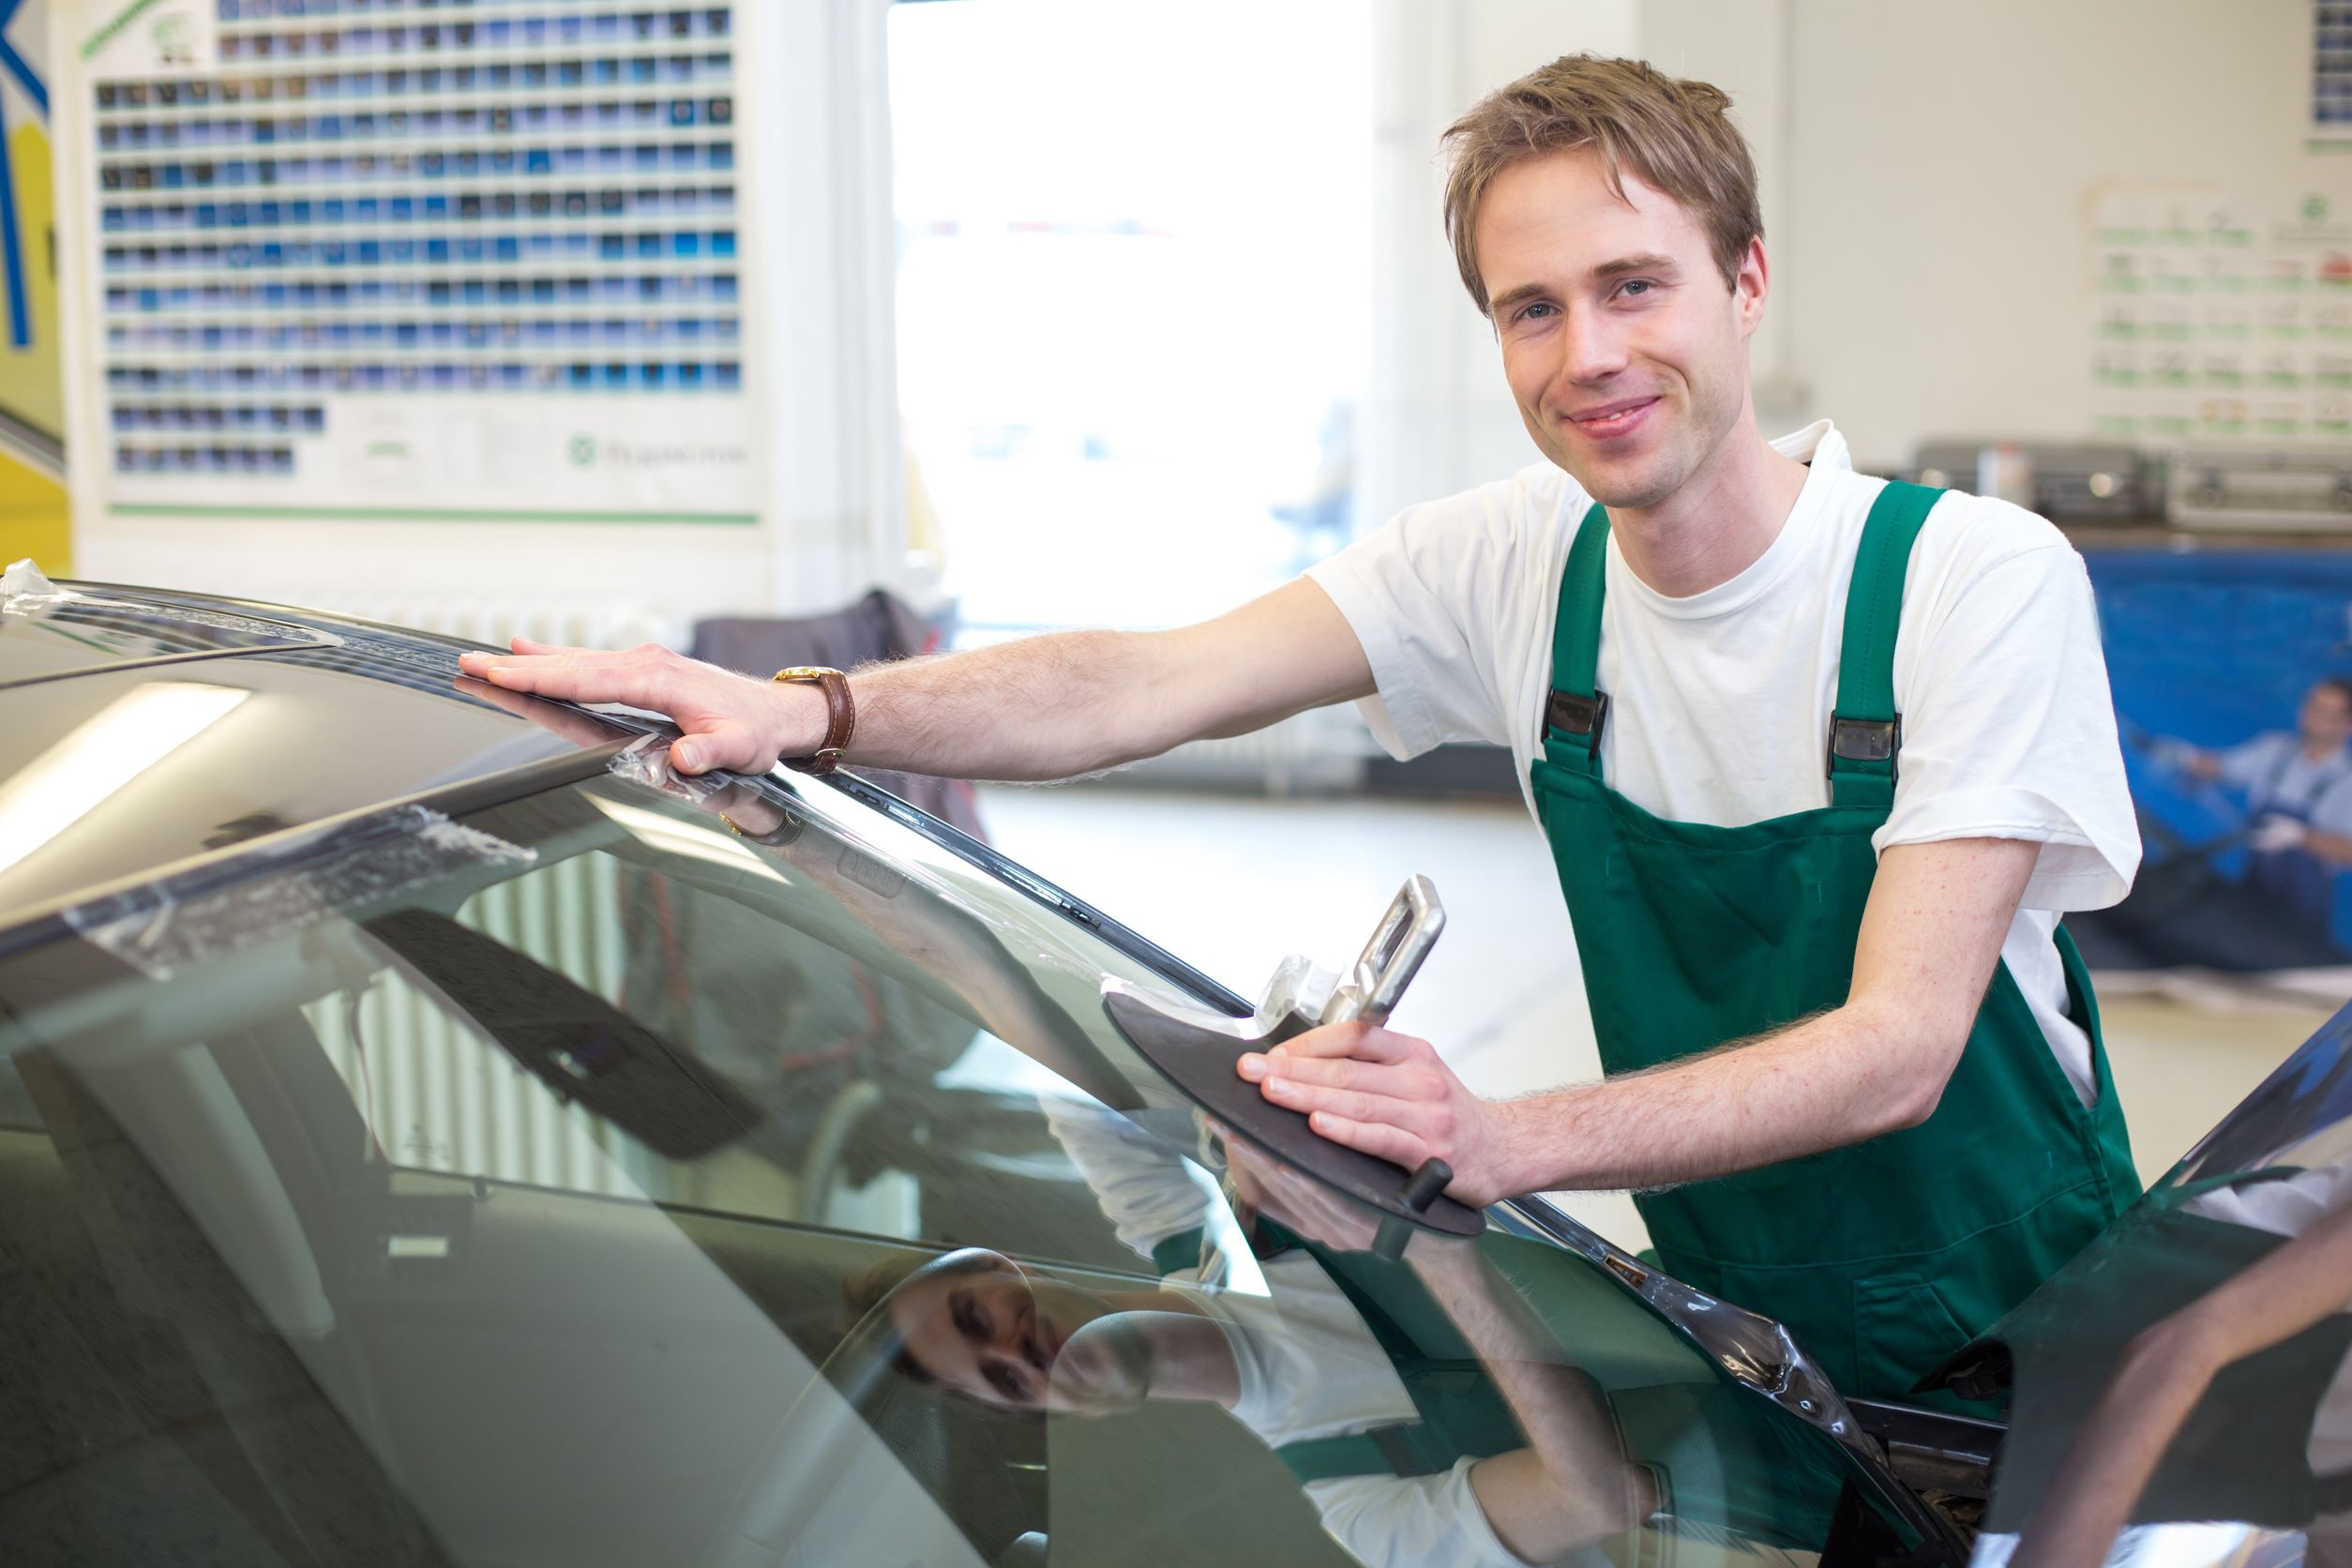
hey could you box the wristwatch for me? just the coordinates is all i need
[774,666,854,775]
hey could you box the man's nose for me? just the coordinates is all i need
[1557,306,1630,385]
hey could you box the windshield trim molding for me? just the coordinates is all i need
[1494,1195,1968,1562]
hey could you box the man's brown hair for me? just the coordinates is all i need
[1440,53,1762,315]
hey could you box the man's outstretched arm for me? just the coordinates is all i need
[1239,835,2041,1204]
[455,577,1374,780]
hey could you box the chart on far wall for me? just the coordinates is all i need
[65,0,756,522]
[2088,184,2352,445]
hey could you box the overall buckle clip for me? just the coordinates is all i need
[1545,689,1609,747]
[1826,715,1901,781]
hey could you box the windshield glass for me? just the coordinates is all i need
[0,761,1900,1567]
[1968,1009,2352,1568]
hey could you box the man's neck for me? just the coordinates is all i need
[2304,736,2344,763]
[1604,411,1812,599]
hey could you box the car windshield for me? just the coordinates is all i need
[0,759,1907,1568]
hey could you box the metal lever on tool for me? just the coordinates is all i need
[1319,875,1453,1259]
[1320,874,1445,1029]
[1101,872,1485,1251]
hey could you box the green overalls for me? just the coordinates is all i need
[1199,1225,1844,1549]
[1530,480,2141,1404]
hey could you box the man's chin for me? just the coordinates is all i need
[1550,449,1682,512]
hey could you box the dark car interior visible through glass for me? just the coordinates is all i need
[0,767,1921,1567]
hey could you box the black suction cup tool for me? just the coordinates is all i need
[1101,989,1485,1241]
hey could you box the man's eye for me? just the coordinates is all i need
[1620,279,1654,297]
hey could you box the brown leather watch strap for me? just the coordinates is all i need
[773,666,854,775]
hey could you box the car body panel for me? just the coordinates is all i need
[0,581,2161,1566]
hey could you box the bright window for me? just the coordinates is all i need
[889,0,1372,633]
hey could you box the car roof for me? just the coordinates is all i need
[0,580,647,931]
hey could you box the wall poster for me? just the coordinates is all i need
[67,0,756,524]
[2088,184,2352,445]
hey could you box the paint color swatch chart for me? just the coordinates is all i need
[72,0,757,520]
[2088,185,2352,445]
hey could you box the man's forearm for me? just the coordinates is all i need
[1493,1003,1945,1195]
[845,628,1189,780]
[2304,828,2352,868]
[458,577,1372,782]
[1410,1243,1652,1555]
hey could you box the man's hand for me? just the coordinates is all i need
[456,637,823,775]
[2250,813,2309,853]
[1220,1132,1386,1253]
[1237,1022,1526,1206]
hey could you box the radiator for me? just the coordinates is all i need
[305,852,647,1199]
[281,591,686,655]
[1111,705,1372,795]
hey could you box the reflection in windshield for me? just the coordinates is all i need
[0,768,1898,1566]
[1977,1018,2352,1568]
[835,1104,1655,1567]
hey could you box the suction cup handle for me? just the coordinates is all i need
[1321,875,1446,1028]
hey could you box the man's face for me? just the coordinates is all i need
[1474,149,1765,509]
[2301,684,2352,749]
[886,1251,1142,1415]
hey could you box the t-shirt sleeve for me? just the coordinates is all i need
[1304,1458,1545,1568]
[2313,776,2352,838]
[1305,490,1534,761]
[1041,1101,1211,1262]
[2218,734,2288,793]
[1878,539,2141,911]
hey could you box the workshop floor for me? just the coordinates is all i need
[978,783,2335,1254]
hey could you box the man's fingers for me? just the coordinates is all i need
[508,634,583,656]
[1270,1021,1423,1064]
[460,653,651,707]
[1258,1074,1424,1133]
[671,724,764,776]
[1301,1110,1427,1170]
[1245,1052,1406,1098]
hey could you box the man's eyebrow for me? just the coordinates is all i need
[1487,281,1551,315]
[1591,252,1680,280]
[1488,253,1682,315]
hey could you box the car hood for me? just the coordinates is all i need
[1951,1001,2352,1553]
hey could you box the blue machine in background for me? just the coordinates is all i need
[2084,548,2352,955]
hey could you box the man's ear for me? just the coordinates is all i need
[1735,236,1770,338]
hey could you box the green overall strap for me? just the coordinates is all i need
[1828,481,1943,809]
[1542,505,1613,776]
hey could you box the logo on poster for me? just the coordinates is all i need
[574,433,746,472]
[153,13,195,66]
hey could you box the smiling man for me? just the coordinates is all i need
[461,54,2142,1402]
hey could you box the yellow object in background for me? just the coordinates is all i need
[0,449,67,573]
[0,3,67,575]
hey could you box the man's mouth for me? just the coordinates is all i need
[1564,397,1660,441]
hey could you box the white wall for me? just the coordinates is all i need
[1370,0,2332,494]
[1359,0,1638,533]
[1643,0,2323,470]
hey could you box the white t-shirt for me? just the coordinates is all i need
[2220,733,2352,835]
[1305,419,2140,1103]
[1044,1103,1547,1568]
